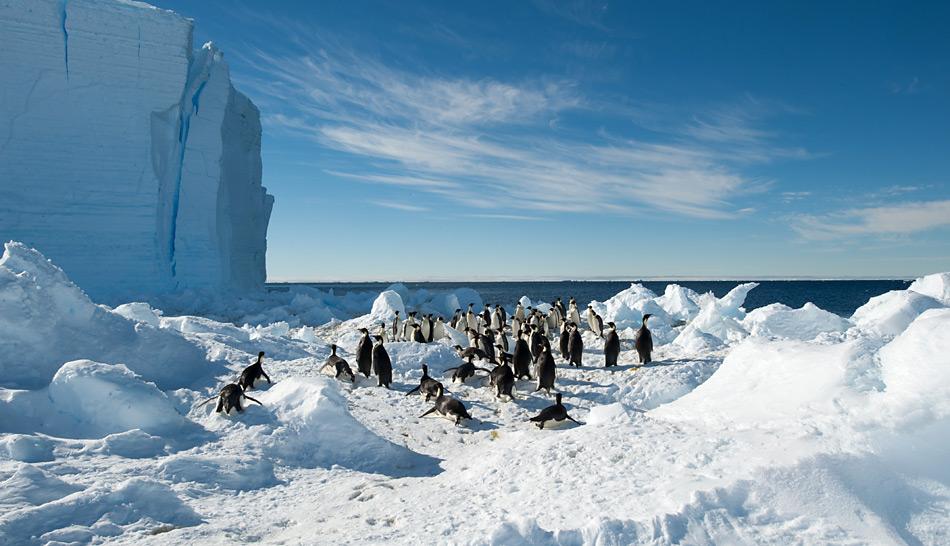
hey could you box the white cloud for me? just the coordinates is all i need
[372,201,430,212]
[243,35,806,220]
[792,200,950,240]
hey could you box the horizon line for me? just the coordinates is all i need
[266,275,917,283]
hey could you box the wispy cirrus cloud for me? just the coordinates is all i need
[792,200,950,240]
[242,31,806,220]
[372,201,430,212]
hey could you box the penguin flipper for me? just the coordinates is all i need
[419,407,438,419]
[405,385,421,396]
[243,394,264,406]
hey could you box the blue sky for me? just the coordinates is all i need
[157,0,950,280]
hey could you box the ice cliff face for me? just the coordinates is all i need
[0,0,273,301]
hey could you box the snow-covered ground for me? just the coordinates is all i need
[1,241,948,545]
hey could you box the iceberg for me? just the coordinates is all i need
[0,0,273,302]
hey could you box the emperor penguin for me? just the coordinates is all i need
[356,328,373,377]
[465,304,478,331]
[535,346,557,394]
[558,321,570,362]
[497,304,507,326]
[323,344,355,382]
[238,352,271,391]
[196,383,263,415]
[511,330,532,380]
[568,298,581,326]
[511,316,523,339]
[604,321,620,367]
[444,355,491,384]
[433,316,446,341]
[377,322,389,343]
[514,303,526,322]
[372,336,393,388]
[412,323,427,343]
[568,322,584,367]
[478,330,496,363]
[402,311,418,342]
[464,327,478,347]
[405,364,444,402]
[530,325,544,360]
[529,393,580,429]
[588,306,604,338]
[391,310,401,341]
[481,305,492,327]
[419,384,472,426]
[421,314,432,341]
[489,355,516,400]
[546,307,559,331]
[554,297,566,318]
[495,328,509,353]
[491,305,504,330]
[451,309,462,329]
[635,314,654,364]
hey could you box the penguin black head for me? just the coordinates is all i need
[373,335,384,343]
[608,321,616,329]
[395,310,400,315]
[453,344,463,351]
[643,314,653,323]
[331,344,337,352]
[555,392,563,404]
[439,316,445,321]
[422,364,428,374]
[359,327,369,334]
[258,351,265,358]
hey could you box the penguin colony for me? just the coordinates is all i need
[197,297,654,429]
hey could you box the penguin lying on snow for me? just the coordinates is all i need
[323,344,355,382]
[444,356,491,384]
[529,393,581,429]
[453,345,488,362]
[239,351,271,391]
[405,365,444,402]
[196,384,263,415]
[419,384,472,426]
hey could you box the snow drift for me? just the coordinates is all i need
[0,0,273,302]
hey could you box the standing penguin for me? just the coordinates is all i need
[588,306,604,338]
[514,303,526,321]
[372,336,393,388]
[420,314,432,341]
[535,346,556,394]
[377,322,389,343]
[491,305,504,330]
[554,297,566,319]
[391,311,401,341]
[568,323,584,367]
[511,331,532,380]
[451,309,462,330]
[603,321,620,367]
[402,311,418,342]
[465,304,478,331]
[495,328,509,353]
[530,325,544,360]
[529,393,581,429]
[481,305,492,326]
[558,322,570,362]
[489,356,516,400]
[433,316,446,341]
[478,330,496,363]
[511,316,523,339]
[419,384,472,426]
[356,328,373,378]
[499,304,507,325]
[568,298,581,326]
[412,324,427,343]
[635,314,653,364]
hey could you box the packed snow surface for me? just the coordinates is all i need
[1,241,948,544]
[0,0,273,302]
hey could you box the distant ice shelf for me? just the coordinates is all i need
[0,0,273,302]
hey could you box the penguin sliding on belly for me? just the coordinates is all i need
[489,355,516,400]
[196,384,263,415]
[238,352,272,391]
[529,393,581,429]
[444,355,491,384]
[405,364,444,402]
[419,384,472,426]
[322,344,355,382]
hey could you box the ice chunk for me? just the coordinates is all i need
[370,289,406,318]
[908,272,950,306]
[655,284,701,321]
[110,302,163,327]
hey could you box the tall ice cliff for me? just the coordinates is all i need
[0,0,274,301]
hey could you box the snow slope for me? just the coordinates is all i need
[0,243,947,545]
[0,0,273,302]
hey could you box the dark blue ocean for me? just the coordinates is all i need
[270,280,910,318]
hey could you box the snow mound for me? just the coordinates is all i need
[673,282,758,345]
[0,465,83,509]
[851,289,944,337]
[618,358,723,411]
[0,478,201,544]
[655,336,878,431]
[876,308,950,427]
[48,360,195,439]
[159,455,279,491]
[908,272,950,305]
[742,302,852,340]
[0,435,55,463]
[258,377,440,476]
[0,242,213,389]
[384,342,461,374]
[86,430,167,459]
[589,283,658,329]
